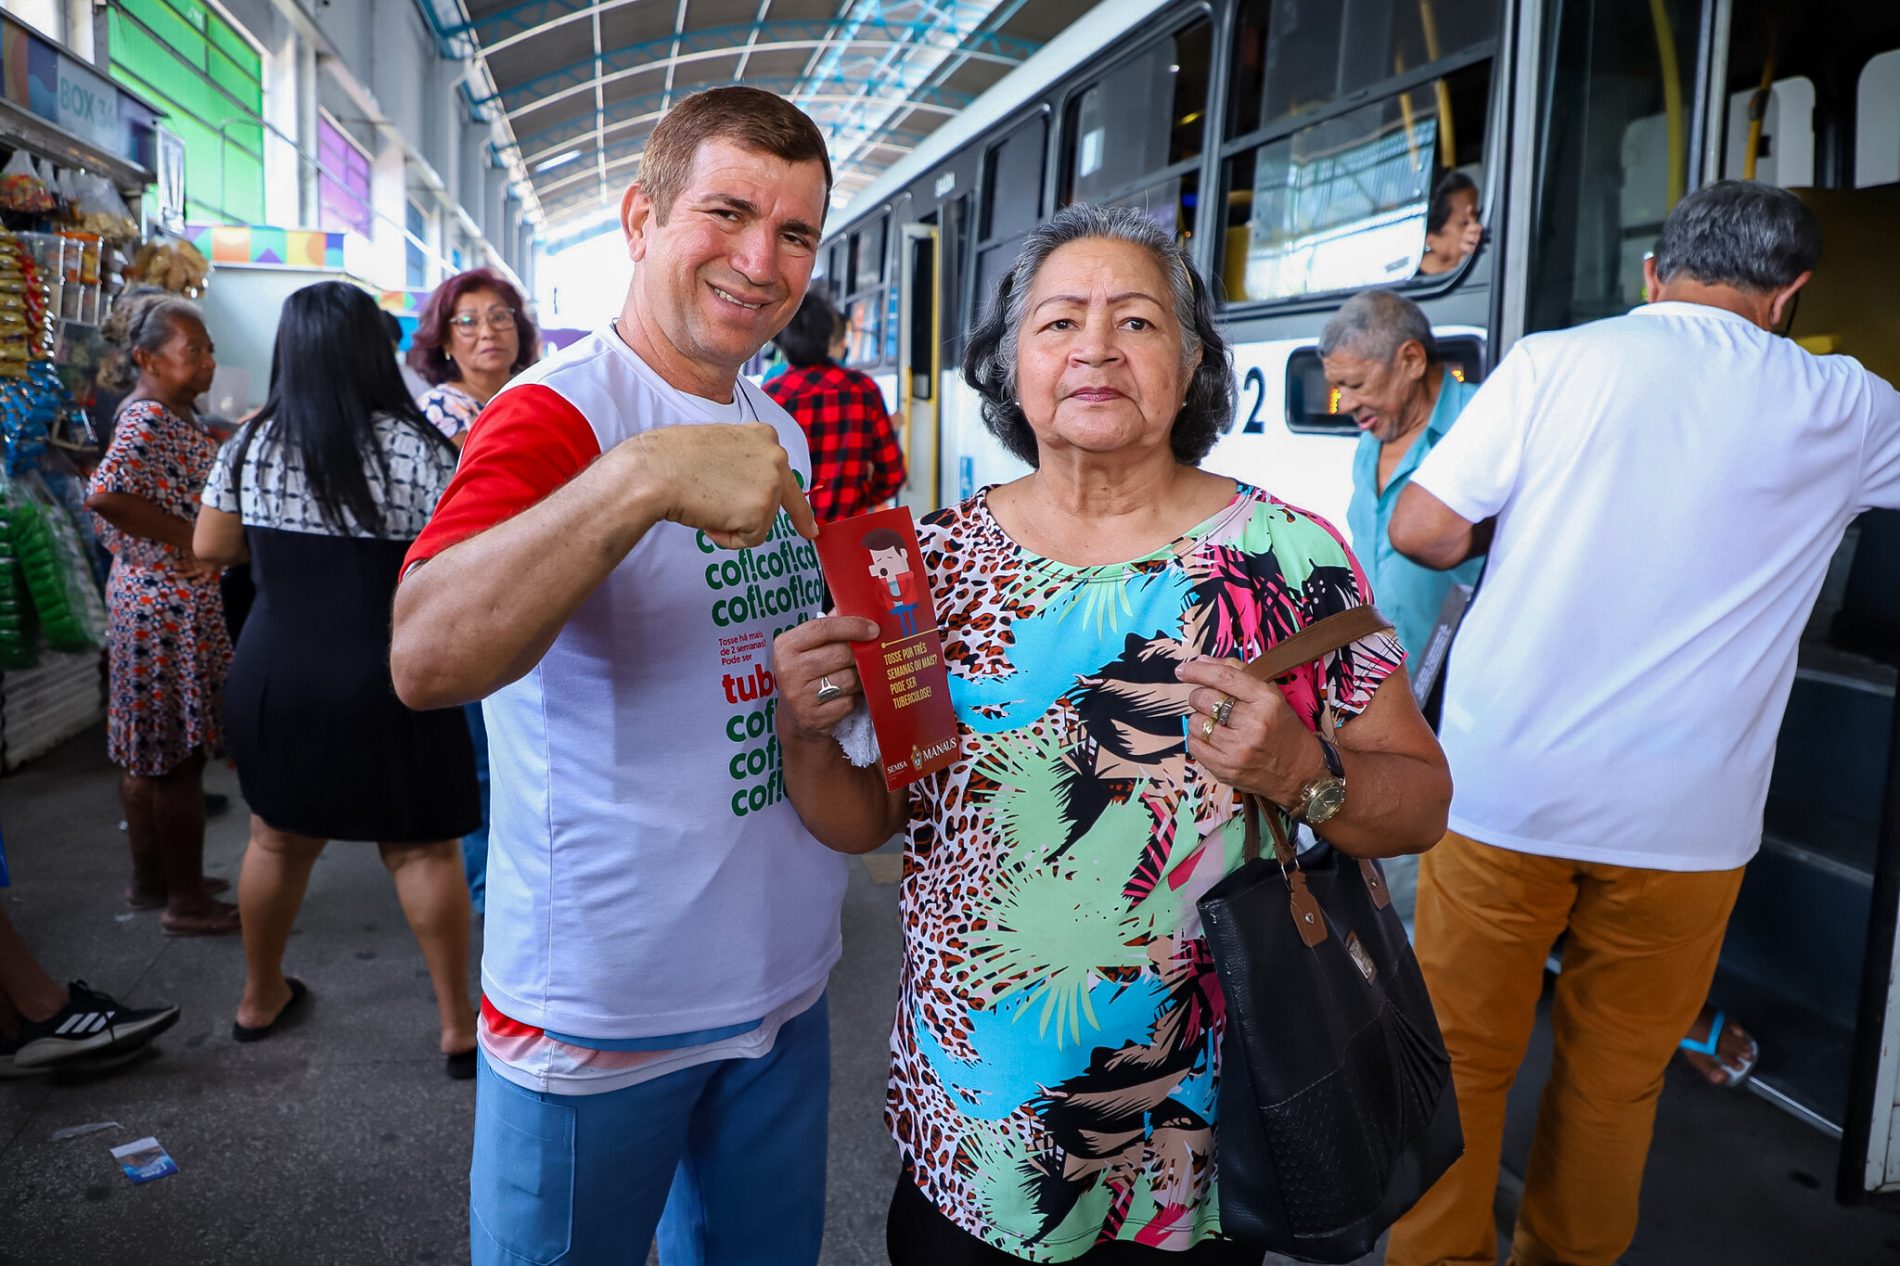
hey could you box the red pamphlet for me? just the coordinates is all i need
[814,507,959,789]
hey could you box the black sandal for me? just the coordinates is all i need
[232,978,309,1043]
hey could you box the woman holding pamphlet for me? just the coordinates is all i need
[775,205,1452,1263]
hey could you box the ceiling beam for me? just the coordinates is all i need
[466,18,1033,119]
[532,132,919,205]
[501,76,975,165]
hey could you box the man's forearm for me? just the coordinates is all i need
[391,445,660,709]
[1388,483,1486,569]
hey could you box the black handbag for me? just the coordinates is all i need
[1197,605,1463,1263]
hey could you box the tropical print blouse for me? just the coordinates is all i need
[890,482,1403,1260]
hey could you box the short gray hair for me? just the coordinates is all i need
[1653,180,1820,293]
[962,204,1234,467]
[1318,289,1437,364]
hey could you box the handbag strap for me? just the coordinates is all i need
[1235,605,1393,867]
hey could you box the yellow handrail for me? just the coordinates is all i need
[1744,45,1778,180]
[1648,0,1686,208]
[1418,0,1456,169]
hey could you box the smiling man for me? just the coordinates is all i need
[1321,289,1483,669]
[388,88,843,1266]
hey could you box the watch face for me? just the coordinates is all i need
[1305,778,1348,825]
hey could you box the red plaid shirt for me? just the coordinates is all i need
[765,361,906,523]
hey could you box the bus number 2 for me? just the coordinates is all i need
[1240,367,1267,434]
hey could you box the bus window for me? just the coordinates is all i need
[980,120,1046,243]
[1060,20,1211,238]
[1858,50,1900,187]
[970,119,1047,328]
[973,233,1026,325]
[1284,336,1485,435]
[1526,0,1703,334]
[846,294,882,367]
[854,215,889,293]
[1228,0,1496,137]
[1220,60,1491,303]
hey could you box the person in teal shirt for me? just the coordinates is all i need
[1320,290,1480,927]
[1323,290,1485,668]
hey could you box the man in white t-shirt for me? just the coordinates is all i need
[1383,180,1900,1266]
[390,88,843,1266]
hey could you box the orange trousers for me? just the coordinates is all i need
[1385,832,1744,1266]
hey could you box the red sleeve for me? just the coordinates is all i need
[402,383,601,575]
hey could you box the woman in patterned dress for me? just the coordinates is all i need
[85,294,240,937]
[406,267,539,446]
[195,282,480,1071]
[774,207,1454,1263]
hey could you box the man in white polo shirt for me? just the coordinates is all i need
[1384,180,1900,1266]
[390,87,843,1266]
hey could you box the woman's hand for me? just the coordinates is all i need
[1177,657,1328,808]
[773,615,881,742]
[773,614,909,855]
[177,556,224,585]
[1179,659,1452,858]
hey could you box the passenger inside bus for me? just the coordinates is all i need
[1417,171,1483,276]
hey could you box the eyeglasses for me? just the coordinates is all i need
[449,307,517,332]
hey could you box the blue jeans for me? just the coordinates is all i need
[469,993,830,1265]
[461,702,489,913]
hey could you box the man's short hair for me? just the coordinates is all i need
[1318,289,1438,364]
[638,87,833,223]
[775,290,843,368]
[1652,180,1821,293]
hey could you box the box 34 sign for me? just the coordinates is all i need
[55,55,119,154]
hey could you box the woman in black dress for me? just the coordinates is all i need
[194,282,480,1076]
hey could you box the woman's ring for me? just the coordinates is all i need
[816,677,843,703]
[1200,715,1217,740]
[1212,696,1236,727]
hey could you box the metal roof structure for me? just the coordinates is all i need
[431,0,1103,239]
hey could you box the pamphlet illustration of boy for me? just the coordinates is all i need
[863,527,921,637]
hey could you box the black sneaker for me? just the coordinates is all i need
[0,1031,154,1078]
[0,1032,44,1079]
[12,982,180,1070]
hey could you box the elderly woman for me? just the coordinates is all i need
[775,205,1451,1263]
[86,293,239,937]
[406,267,539,446]
[1417,171,1483,277]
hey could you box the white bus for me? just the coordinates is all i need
[815,0,1900,1203]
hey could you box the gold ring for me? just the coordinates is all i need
[1200,715,1216,740]
[1212,696,1236,727]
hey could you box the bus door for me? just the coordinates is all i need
[896,223,942,513]
[1521,0,1900,1202]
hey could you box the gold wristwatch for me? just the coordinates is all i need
[1292,736,1347,826]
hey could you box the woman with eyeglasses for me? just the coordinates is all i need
[406,268,540,447]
